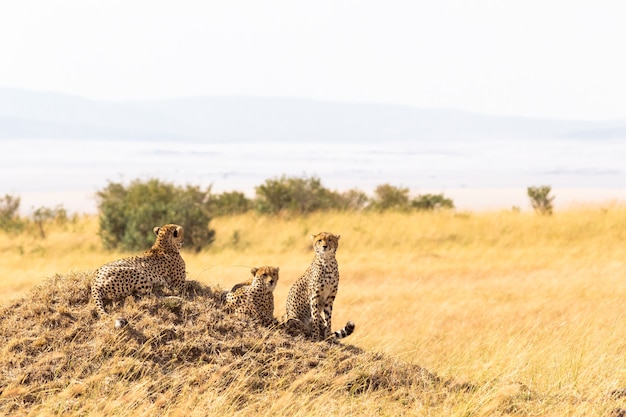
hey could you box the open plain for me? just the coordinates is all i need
[1,207,625,416]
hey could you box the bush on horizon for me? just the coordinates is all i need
[0,194,23,232]
[96,179,215,252]
[7,176,456,248]
[527,185,555,215]
[254,175,347,214]
[412,193,455,210]
[1,194,74,236]
[211,176,454,216]
[96,176,456,229]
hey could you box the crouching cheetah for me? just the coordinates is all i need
[224,266,279,326]
[285,232,355,341]
[91,224,186,319]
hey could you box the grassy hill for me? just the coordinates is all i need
[0,272,467,416]
[1,208,626,415]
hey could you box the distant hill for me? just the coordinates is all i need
[0,87,624,142]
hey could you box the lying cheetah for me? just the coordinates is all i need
[224,266,279,326]
[91,224,186,318]
[285,232,355,341]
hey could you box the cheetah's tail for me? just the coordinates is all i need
[332,321,355,340]
[91,287,129,329]
[114,317,128,329]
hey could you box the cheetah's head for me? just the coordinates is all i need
[311,232,340,258]
[250,266,280,292]
[152,224,185,251]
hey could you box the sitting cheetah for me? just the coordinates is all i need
[285,232,355,341]
[224,266,279,327]
[91,224,186,318]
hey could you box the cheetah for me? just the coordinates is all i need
[224,266,279,327]
[91,224,186,319]
[285,232,355,341]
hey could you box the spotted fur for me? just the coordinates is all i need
[285,232,354,341]
[224,266,279,326]
[91,224,186,318]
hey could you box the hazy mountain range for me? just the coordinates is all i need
[1,88,625,142]
[2,88,626,214]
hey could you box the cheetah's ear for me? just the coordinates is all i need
[153,226,161,236]
[251,267,259,276]
[336,235,341,240]
[276,267,279,272]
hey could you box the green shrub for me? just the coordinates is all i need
[412,193,454,211]
[527,185,554,215]
[208,191,252,216]
[96,179,215,252]
[370,184,411,211]
[254,175,341,215]
[335,188,371,211]
[32,205,68,238]
[0,194,23,232]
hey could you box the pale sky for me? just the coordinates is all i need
[1,1,625,121]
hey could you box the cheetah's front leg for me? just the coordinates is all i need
[322,298,335,340]
[309,296,324,341]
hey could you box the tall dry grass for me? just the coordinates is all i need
[1,206,626,415]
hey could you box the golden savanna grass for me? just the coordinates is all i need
[1,206,626,415]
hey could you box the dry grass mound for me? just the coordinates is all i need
[0,273,468,416]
